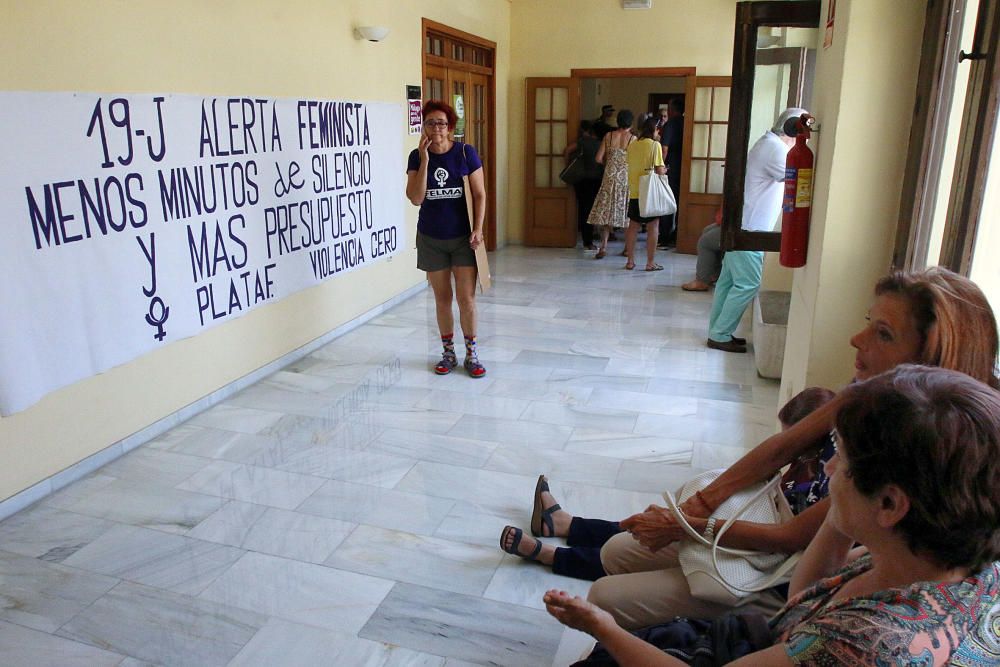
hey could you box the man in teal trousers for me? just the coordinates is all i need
[707,108,806,353]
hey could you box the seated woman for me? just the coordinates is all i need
[545,365,1000,666]
[501,267,999,629]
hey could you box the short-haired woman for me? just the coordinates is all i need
[405,100,487,378]
[546,364,1000,665]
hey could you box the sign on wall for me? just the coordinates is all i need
[0,92,405,416]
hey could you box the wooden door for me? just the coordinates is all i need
[467,72,492,245]
[677,76,732,254]
[424,64,446,104]
[525,77,579,247]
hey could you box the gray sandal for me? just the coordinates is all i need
[530,474,562,537]
[500,525,542,561]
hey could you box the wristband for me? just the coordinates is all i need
[695,490,712,511]
[703,516,718,542]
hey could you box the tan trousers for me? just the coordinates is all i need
[588,532,787,630]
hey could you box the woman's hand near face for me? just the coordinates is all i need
[418,134,431,162]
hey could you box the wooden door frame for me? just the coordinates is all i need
[524,77,580,247]
[421,19,497,250]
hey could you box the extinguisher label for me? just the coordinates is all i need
[795,168,813,208]
[783,168,798,213]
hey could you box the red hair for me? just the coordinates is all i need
[422,100,458,130]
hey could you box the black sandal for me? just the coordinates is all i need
[500,525,543,561]
[530,474,562,537]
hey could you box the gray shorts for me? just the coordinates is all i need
[416,232,476,272]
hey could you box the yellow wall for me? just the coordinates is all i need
[0,0,511,503]
[506,0,738,244]
[779,0,925,402]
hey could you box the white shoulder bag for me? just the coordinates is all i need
[662,468,801,606]
[638,141,677,218]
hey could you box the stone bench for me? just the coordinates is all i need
[753,290,791,379]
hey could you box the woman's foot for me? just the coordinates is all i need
[681,279,711,292]
[595,249,606,260]
[645,263,663,272]
[434,351,457,375]
[624,261,635,270]
[531,475,572,537]
[500,526,556,566]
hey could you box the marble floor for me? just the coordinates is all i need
[0,244,780,666]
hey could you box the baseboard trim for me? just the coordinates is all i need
[0,281,428,521]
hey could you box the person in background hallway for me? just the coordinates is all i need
[587,110,635,259]
[624,116,666,271]
[405,100,487,378]
[681,207,723,291]
[564,121,604,250]
[594,104,616,139]
[657,98,684,249]
[707,107,806,353]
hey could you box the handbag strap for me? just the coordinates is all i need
[663,476,787,558]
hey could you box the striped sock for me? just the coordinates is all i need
[442,333,456,359]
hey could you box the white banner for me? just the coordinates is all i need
[0,92,405,415]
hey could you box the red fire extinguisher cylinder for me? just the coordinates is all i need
[780,115,814,268]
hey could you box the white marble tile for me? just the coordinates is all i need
[229,618,447,667]
[518,401,639,433]
[348,405,464,434]
[199,552,393,633]
[448,414,573,449]
[614,460,706,495]
[646,376,756,403]
[63,523,244,596]
[42,473,118,510]
[297,480,455,537]
[0,549,119,633]
[165,427,282,464]
[260,369,354,394]
[144,422,205,449]
[0,619,125,667]
[56,581,266,666]
[367,427,499,468]
[485,378,594,406]
[99,447,211,487]
[190,503,355,564]
[360,583,562,667]
[692,440,757,470]
[0,505,115,562]
[187,403,285,434]
[186,500,268,547]
[415,389,531,421]
[326,525,503,596]
[483,555,592,611]
[55,479,224,534]
[177,460,326,510]
[511,350,610,372]
[564,428,694,463]
[587,387,699,418]
[546,368,650,391]
[275,446,417,488]
[433,500,522,549]
[483,444,622,487]
[395,462,539,516]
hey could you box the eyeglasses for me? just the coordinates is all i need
[423,120,449,128]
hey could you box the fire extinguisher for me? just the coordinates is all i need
[780,114,815,268]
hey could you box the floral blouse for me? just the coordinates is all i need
[770,554,1000,665]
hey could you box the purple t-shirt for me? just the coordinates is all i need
[407,142,483,239]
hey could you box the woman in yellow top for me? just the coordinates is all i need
[624,116,667,271]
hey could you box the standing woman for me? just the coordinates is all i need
[587,110,635,260]
[625,116,666,271]
[405,100,487,378]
